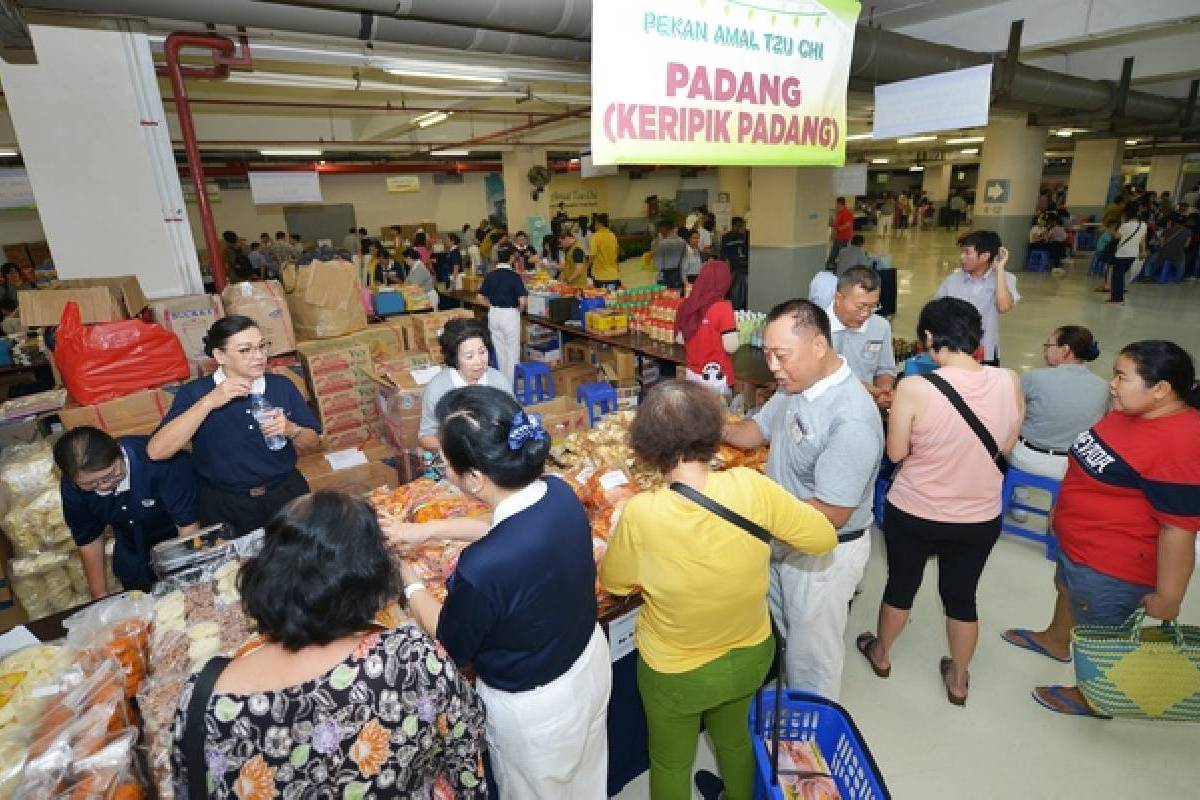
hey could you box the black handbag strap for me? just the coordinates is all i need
[924,373,1003,472]
[670,482,772,544]
[185,656,232,799]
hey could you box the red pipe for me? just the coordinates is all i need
[158,32,252,292]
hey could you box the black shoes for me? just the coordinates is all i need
[694,769,725,800]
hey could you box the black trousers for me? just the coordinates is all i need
[199,470,309,536]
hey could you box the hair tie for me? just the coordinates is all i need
[507,411,547,451]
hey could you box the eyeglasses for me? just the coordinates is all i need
[76,460,125,492]
[851,302,882,314]
[1042,342,1061,350]
[226,342,271,357]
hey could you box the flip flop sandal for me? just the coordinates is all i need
[940,657,968,706]
[1001,629,1072,663]
[1032,686,1111,719]
[855,633,890,679]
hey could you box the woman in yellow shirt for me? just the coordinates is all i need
[600,381,836,800]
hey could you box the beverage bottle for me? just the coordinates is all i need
[249,393,288,451]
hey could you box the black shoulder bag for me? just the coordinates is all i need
[183,656,232,799]
[924,373,1007,473]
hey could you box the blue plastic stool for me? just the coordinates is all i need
[1156,259,1184,283]
[513,361,555,404]
[1026,249,1053,272]
[1001,467,1061,560]
[1075,228,1097,251]
[903,353,937,377]
[577,381,618,427]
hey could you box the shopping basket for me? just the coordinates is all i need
[750,688,889,800]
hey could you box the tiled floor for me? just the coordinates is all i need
[616,226,1200,799]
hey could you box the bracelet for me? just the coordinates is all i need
[403,582,427,601]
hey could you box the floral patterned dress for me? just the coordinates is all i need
[170,624,487,799]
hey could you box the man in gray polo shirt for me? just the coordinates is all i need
[934,230,1018,365]
[828,267,896,410]
[724,299,884,699]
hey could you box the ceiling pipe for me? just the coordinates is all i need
[190,158,583,177]
[158,31,252,292]
[162,97,571,116]
[290,0,592,40]
[440,107,590,150]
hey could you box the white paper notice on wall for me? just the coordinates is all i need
[872,64,993,140]
[248,171,323,205]
[607,607,640,662]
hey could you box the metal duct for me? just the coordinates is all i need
[23,0,1189,124]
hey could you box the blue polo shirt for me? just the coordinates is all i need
[159,373,321,492]
[479,265,528,309]
[60,436,199,590]
[437,476,597,692]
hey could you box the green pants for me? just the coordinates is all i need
[636,635,775,800]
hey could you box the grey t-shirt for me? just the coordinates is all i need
[829,309,897,385]
[934,268,1020,361]
[1020,364,1109,450]
[406,261,435,292]
[654,234,688,277]
[753,360,884,536]
[418,367,513,438]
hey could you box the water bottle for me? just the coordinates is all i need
[249,393,288,451]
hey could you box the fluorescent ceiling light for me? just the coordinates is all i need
[1054,129,1087,137]
[259,149,322,156]
[415,112,451,128]
[430,149,469,157]
[223,70,528,99]
[959,148,979,155]
[385,67,505,84]
[870,158,890,164]
[909,165,925,171]
[1125,139,1139,145]
[897,135,937,143]
[945,136,984,144]
[0,149,18,157]
[846,133,874,141]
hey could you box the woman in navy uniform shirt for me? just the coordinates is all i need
[148,316,321,535]
[55,426,200,596]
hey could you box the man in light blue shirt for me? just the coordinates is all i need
[934,230,1018,365]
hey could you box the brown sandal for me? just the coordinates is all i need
[855,633,890,679]
[940,657,968,706]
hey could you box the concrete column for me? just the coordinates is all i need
[1146,154,1184,199]
[747,166,833,312]
[922,164,953,202]
[1066,139,1123,221]
[0,24,202,298]
[973,114,1048,270]
[501,146,550,233]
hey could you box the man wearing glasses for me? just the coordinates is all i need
[55,426,200,597]
[827,267,897,411]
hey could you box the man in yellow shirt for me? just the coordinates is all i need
[588,213,621,290]
[560,229,589,288]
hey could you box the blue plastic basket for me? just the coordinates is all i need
[750,690,889,800]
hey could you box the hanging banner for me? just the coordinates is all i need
[386,175,421,193]
[547,173,610,218]
[591,0,860,167]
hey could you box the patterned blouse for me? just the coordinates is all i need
[170,625,487,799]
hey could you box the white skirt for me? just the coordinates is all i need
[476,624,612,799]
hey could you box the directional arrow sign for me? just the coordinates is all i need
[984,179,1010,204]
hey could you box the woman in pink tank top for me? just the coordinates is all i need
[856,297,1023,706]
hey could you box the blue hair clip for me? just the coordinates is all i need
[508,410,547,450]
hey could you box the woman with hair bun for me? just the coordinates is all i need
[1005,340,1200,717]
[1010,325,1110,480]
[383,385,611,797]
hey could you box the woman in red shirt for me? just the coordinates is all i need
[675,259,738,395]
[1003,340,1200,717]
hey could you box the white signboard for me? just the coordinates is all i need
[248,171,322,205]
[873,64,993,140]
[386,175,421,193]
[591,1,861,166]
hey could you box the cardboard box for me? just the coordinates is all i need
[563,340,594,367]
[597,346,638,383]
[283,259,368,341]
[552,364,601,401]
[151,294,224,361]
[378,383,424,420]
[525,396,589,443]
[221,280,296,356]
[19,276,149,327]
[380,413,422,452]
[298,439,397,494]
[58,388,175,437]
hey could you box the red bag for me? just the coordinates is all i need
[56,301,190,405]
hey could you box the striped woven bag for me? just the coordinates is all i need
[1072,609,1200,721]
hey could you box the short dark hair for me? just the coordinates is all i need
[917,297,982,354]
[514,230,528,239]
[222,230,238,244]
[837,266,880,294]
[956,230,1001,263]
[275,231,287,239]
[401,247,421,262]
[836,197,847,206]
[731,216,745,226]
[1054,325,1099,362]
[203,314,260,357]
[1120,340,1200,408]
[0,297,17,314]
[446,232,460,245]
[439,318,491,369]
[628,381,724,473]
[413,231,427,247]
[290,233,302,241]
[594,213,609,227]
[53,426,122,481]
[358,227,368,235]
[436,386,549,489]
[0,263,18,279]
[249,242,260,251]
[239,492,399,651]
[765,298,832,343]
[850,234,865,246]
[495,243,515,264]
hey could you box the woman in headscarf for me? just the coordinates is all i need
[675,259,738,395]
